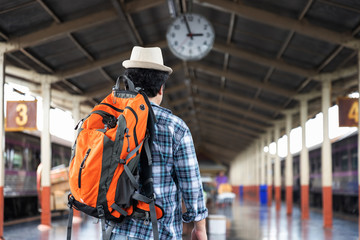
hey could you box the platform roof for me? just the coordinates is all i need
[1,0,359,166]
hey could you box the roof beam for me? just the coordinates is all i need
[200,120,255,138]
[213,42,317,78]
[199,116,260,137]
[36,0,61,23]
[54,40,167,81]
[3,10,118,52]
[195,97,273,123]
[111,0,143,45]
[190,62,297,98]
[200,147,234,165]
[125,0,165,13]
[314,65,358,81]
[202,143,239,158]
[20,48,54,73]
[201,128,252,145]
[200,131,257,148]
[197,107,265,130]
[195,0,360,49]
[5,65,58,83]
[194,81,281,112]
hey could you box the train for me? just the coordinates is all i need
[280,130,358,215]
[4,131,71,221]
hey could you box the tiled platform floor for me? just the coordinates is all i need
[4,199,358,240]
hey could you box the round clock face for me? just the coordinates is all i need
[166,13,215,61]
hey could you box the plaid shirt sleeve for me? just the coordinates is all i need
[173,127,208,223]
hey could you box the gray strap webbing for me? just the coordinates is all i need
[143,137,152,165]
[132,192,151,203]
[111,203,128,216]
[105,223,114,240]
[100,218,114,240]
[100,217,106,240]
[66,207,73,240]
[123,164,139,189]
[149,201,160,240]
[131,193,159,240]
[120,138,146,189]
[124,139,144,163]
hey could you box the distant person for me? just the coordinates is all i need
[110,46,208,240]
[215,171,235,207]
[215,171,228,189]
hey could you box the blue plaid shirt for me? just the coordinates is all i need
[112,102,208,239]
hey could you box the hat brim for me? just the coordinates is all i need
[123,60,173,74]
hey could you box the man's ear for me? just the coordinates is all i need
[159,85,164,96]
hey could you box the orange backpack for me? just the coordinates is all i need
[67,76,163,240]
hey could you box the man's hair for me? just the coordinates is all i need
[124,68,169,97]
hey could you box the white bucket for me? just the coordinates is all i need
[208,214,227,235]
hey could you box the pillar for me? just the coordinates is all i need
[255,141,260,202]
[285,112,293,215]
[322,79,332,228]
[0,50,5,239]
[274,123,281,211]
[300,98,309,220]
[260,136,267,205]
[267,130,273,206]
[40,79,52,227]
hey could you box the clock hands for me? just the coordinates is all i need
[183,15,193,40]
[187,33,203,37]
[183,15,204,39]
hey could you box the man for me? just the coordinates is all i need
[110,46,208,240]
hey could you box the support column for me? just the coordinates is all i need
[260,136,267,205]
[285,112,293,215]
[255,141,260,202]
[322,79,332,228]
[239,156,244,199]
[0,50,5,239]
[274,123,281,211]
[267,130,273,206]
[40,79,52,227]
[300,98,309,220]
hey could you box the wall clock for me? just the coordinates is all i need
[166,13,215,61]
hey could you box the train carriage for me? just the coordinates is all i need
[279,130,358,216]
[4,131,71,221]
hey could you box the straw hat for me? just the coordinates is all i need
[122,46,173,74]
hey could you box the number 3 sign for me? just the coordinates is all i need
[6,101,37,131]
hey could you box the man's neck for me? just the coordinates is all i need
[148,95,162,105]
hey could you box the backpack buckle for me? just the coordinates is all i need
[97,205,105,218]
[67,194,74,208]
[144,212,150,225]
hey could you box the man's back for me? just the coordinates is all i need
[112,103,208,240]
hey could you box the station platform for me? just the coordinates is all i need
[4,199,358,240]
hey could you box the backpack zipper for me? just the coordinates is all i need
[125,128,131,152]
[78,148,91,189]
[99,103,124,112]
[125,106,139,148]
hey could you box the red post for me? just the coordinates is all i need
[286,186,293,215]
[0,186,3,239]
[322,186,332,228]
[275,186,281,211]
[301,185,309,220]
[41,186,51,226]
[267,185,272,206]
